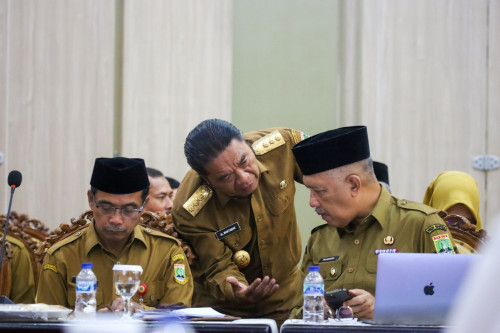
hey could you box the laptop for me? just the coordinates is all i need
[373,253,479,326]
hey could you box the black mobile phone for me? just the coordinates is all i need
[325,288,354,310]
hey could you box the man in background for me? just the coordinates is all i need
[145,167,174,214]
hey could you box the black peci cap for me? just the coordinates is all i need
[90,157,150,194]
[373,161,390,185]
[292,126,370,175]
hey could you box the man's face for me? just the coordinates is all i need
[303,170,356,228]
[88,190,144,245]
[145,176,174,214]
[203,138,260,198]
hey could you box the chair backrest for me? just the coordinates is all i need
[438,211,488,254]
[36,210,197,266]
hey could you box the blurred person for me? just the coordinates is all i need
[172,119,308,324]
[289,126,455,320]
[445,214,500,332]
[37,157,193,311]
[423,171,482,230]
[145,167,174,214]
[166,176,180,201]
[373,161,391,193]
[0,234,36,303]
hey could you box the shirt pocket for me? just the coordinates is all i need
[265,184,294,216]
[319,260,343,287]
[132,280,164,307]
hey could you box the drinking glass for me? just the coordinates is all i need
[112,264,143,318]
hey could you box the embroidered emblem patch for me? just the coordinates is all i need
[425,224,448,234]
[174,264,187,284]
[43,264,57,273]
[432,234,455,254]
[172,254,185,262]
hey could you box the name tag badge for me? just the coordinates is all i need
[319,256,339,263]
[215,222,241,240]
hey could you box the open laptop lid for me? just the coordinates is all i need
[373,253,478,326]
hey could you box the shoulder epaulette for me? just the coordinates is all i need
[46,226,88,255]
[140,225,181,245]
[252,130,286,155]
[397,199,437,215]
[290,129,309,145]
[311,223,329,234]
[182,185,213,217]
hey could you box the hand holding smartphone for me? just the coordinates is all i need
[325,288,354,310]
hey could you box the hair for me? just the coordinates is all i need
[165,176,180,189]
[90,186,149,203]
[146,167,164,178]
[184,118,244,175]
[326,157,377,184]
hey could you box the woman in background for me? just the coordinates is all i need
[423,171,482,231]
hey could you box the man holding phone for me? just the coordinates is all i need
[289,126,455,320]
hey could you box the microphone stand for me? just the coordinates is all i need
[0,186,16,274]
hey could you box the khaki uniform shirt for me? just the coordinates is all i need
[173,128,306,320]
[290,187,456,318]
[37,221,193,309]
[6,235,36,304]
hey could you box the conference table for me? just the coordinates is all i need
[0,318,450,333]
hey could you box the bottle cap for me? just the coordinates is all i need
[81,262,93,269]
[308,266,320,272]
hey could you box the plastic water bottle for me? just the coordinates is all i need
[303,265,324,323]
[75,262,97,318]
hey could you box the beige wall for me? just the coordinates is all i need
[232,0,500,255]
[1,0,498,235]
[0,0,233,229]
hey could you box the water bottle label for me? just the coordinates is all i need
[76,281,97,292]
[303,284,324,295]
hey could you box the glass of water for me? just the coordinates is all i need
[112,264,143,318]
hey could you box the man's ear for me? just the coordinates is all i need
[87,190,93,208]
[347,174,361,195]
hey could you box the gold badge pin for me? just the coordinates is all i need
[280,180,287,189]
[330,267,336,277]
[384,236,395,245]
[233,250,250,268]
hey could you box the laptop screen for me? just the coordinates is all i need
[373,253,478,326]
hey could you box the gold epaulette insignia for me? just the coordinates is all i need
[291,129,309,145]
[252,130,285,155]
[183,185,213,217]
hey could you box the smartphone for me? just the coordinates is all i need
[325,288,354,310]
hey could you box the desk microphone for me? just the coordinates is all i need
[0,170,22,274]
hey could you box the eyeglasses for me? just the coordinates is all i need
[94,198,146,219]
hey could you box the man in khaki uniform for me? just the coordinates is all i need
[290,126,455,320]
[172,119,307,324]
[145,167,174,214]
[2,235,36,303]
[37,157,193,310]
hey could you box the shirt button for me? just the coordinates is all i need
[234,241,240,247]
[348,267,354,273]
[259,240,265,246]
[354,239,360,245]
[256,216,262,222]
[400,200,407,205]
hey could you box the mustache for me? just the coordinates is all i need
[315,208,327,215]
[104,225,127,233]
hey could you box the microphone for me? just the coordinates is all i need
[0,170,23,275]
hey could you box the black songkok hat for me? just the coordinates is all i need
[292,126,370,175]
[90,157,150,194]
[373,161,390,185]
